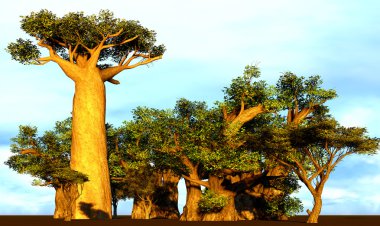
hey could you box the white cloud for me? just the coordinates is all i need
[338,107,375,128]
[322,187,359,201]
[0,146,55,215]
[357,174,380,186]
[330,97,380,137]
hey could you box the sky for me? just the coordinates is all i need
[0,0,379,216]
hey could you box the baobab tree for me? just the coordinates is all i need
[6,9,165,219]
[5,119,88,221]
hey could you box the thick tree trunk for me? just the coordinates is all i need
[54,184,80,221]
[180,156,203,221]
[132,198,146,219]
[307,195,322,223]
[180,180,202,221]
[202,175,241,221]
[70,71,112,219]
[151,171,180,219]
[54,186,66,219]
[132,197,152,219]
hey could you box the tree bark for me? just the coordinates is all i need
[70,69,112,219]
[180,179,203,221]
[132,198,148,219]
[132,196,153,219]
[201,175,241,221]
[179,157,203,221]
[54,184,80,221]
[151,171,180,219]
[307,194,322,223]
[53,186,66,219]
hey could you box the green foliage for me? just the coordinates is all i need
[6,39,41,65]
[264,195,303,217]
[223,65,280,112]
[5,118,88,187]
[290,119,380,155]
[276,72,337,111]
[198,189,229,213]
[7,9,165,67]
[120,165,157,199]
[263,174,303,217]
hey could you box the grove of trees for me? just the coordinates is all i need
[6,62,379,223]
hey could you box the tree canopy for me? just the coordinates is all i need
[6,9,165,83]
[258,117,379,223]
[5,118,87,187]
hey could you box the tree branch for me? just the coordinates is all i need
[292,158,310,182]
[124,55,162,69]
[308,164,328,182]
[293,167,316,195]
[106,78,120,85]
[36,38,80,81]
[20,149,41,156]
[292,107,313,125]
[225,104,266,137]
[88,29,124,67]
[181,174,210,188]
[331,151,351,169]
[239,96,245,116]
[69,43,80,63]
[102,35,139,49]
[304,147,320,170]
[36,57,52,65]
[49,38,67,48]
[118,52,129,66]
[100,55,162,82]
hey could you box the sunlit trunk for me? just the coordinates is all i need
[307,195,322,223]
[53,186,65,219]
[180,180,202,221]
[70,69,112,219]
[54,184,79,221]
[132,196,153,219]
[132,198,147,219]
[180,157,203,221]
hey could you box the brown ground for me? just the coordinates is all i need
[0,215,379,226]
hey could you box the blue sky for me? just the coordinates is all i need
[0,0,379,215]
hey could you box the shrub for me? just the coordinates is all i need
[198,189,229,213]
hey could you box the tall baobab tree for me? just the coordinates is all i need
[6,9,165,219]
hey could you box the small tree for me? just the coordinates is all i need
[5,118,88,221]
[6,10,165,219]
[106,124,129,218]
[262,119,379,223]
[107,118,165,219]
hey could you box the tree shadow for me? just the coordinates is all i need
[79,202,110,219]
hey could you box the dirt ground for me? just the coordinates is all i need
[0,215,379,226]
